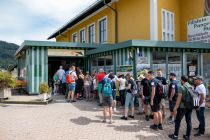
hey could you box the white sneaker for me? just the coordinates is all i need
[113,108,116,112]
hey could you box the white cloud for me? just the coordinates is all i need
[0,0,98,45]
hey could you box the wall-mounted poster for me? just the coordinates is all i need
[116,65,133,76]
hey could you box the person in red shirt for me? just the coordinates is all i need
[96,69,106,106]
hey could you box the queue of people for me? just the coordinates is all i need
[51,66,209,139]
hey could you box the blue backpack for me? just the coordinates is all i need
[102,78,112,96]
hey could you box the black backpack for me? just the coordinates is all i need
[183,85,199,110]
[157,80,167,99]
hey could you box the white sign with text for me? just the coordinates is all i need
[188,16,210,43]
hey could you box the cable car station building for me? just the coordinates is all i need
[15,0,210,94]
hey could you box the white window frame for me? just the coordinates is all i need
[79,28,86,43]
[72,32,78,42]
[87,23,95,43]
[161,9,174,41]
[98,16,107,44]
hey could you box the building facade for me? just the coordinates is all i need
[16,0,210,94]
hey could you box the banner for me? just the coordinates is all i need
[48,49,84,57]
[187,16,210,43]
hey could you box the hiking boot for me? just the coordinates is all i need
[98,103,103,106]
[158,124,163,130]
[150,124,158,130]
[120,116,128,120]
[168,134,178,140]
[183,135,190,140]
[194,132,204,137]
[128,115,134,119]
[145,115,150,121]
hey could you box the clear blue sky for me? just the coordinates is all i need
[0,0,97,45]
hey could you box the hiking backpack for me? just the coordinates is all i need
[102,78,112,96]
[183,85,199,109]
[66,71,74,84]
[131,80,138,96]
[157,80,167,99]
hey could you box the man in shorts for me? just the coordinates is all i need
[101,77,113,124]
[155,69,167,119]
[168,73,178,124]
[148,71,163,130]
[96,69,106,106]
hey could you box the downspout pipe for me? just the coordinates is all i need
[103,0,118,43]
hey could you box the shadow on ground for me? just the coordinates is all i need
[70,116,102,125]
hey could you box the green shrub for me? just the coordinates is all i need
[0,71,16,90]
[39,83,49,94]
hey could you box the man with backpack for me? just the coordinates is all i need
[101,76,114,124]
[168,73,178,124]
[193,76,206,137]
[147,71,163,130]
[156,69,167,119]
[169,75,193,140]
[96,69,106,106]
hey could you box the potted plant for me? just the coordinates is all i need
[0,71,16,99]
[39,83,49,101]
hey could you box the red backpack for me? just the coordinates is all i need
[66,71,74,84]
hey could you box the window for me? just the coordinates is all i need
[80,29,85,43]
[153,51,167,77]
[162,9,174,41]
[99,17,107,43]
[88,24,95,43]
[72,33,77,42]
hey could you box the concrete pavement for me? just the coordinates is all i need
[0,95,210,140]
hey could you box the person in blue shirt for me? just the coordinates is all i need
[61,73,66,95]
[148,71,163,130]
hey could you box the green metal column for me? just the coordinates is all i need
[113,51,117,74]
[133,48,137,80]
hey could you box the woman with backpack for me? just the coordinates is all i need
[120,73,135,120]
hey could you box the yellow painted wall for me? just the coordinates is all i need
[117,0,150,42]
[157,0,181,41]
[55,0,206,43]
[179,0,205,41]
[56,6,115,44]
[55,0,150,43]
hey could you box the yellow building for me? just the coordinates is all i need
[48,0,208,43]
[16,0,210,94]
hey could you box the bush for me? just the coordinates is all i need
[39,83,49,94]
[0,71,16,90]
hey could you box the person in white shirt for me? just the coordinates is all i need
[193,76,206,137]
[118,74,126,107]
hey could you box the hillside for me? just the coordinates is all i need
[0,41,19,69]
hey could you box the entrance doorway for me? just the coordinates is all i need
[48,57,84,84]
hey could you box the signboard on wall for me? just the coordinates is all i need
[48,49,84,57]
[187,16,210,43]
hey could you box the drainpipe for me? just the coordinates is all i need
[103,0,118,43]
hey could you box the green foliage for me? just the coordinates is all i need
[0,41,19,69]
[39,83,49,94]
[0,71,16,90]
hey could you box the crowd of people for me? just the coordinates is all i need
[51,66,210,140]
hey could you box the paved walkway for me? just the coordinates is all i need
[0,95,210,140]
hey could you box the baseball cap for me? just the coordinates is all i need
[168,72,176,77]
[193,75,203,81]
